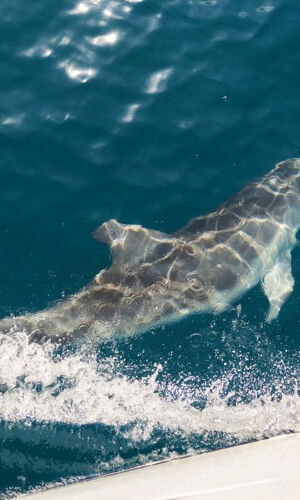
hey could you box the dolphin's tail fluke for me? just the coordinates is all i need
[0,310,76,344]
[0,315,32,336]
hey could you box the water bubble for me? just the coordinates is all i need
[36,318,48,329]
[200,0,217,5]
[189,278,202,291]
[189,333,202,348]
[77,323,90,335]
[0,382,8,393]
[256,5,274,13]
[30,329,44,342]
[17,476,27,487]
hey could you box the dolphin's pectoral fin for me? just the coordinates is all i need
[262,252,294,321]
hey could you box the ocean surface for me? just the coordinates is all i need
[1,0,300,496]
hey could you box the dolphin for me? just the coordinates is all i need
[1,158,300,343]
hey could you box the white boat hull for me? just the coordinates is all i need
[23,432,300,499]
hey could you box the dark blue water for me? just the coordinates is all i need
[1,0,300,496]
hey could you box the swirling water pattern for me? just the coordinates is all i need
[0,0,300,496]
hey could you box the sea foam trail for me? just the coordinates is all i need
[0,329,299,441]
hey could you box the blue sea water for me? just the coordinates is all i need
[0,0,300,496]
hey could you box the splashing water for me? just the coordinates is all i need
[1,316,299,432]
[0,306,299,497]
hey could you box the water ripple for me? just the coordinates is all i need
[90,31,120,46]
[121,103,140,123]
[59,60,97,82]
[145,68,173,94]
[68,2,92,16]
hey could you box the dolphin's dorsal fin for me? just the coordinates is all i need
[93,219,177,270]
[92,219,124,246]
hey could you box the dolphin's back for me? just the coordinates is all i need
[177,159,300,239]
[172,159,300,307]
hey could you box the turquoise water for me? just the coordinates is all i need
[1,0,300,496]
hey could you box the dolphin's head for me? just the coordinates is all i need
[270,158,300,228]
[275,158,300,192]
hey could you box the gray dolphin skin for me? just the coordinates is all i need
[1,158,300,343]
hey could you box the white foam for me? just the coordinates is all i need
[0,329,298,445]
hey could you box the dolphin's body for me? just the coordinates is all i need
[1,159,300,342]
